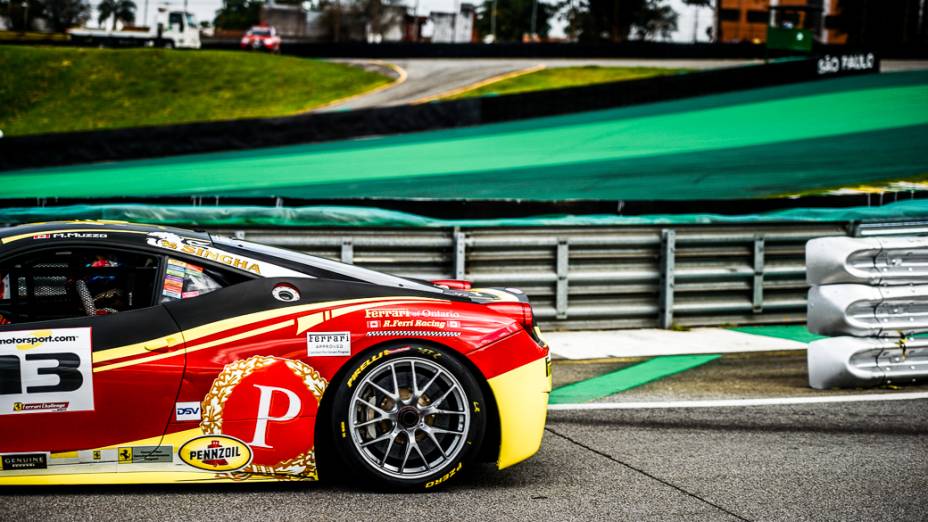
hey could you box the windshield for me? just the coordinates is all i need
[213,236,444,294]
[249,29,271,36]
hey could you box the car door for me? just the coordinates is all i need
[0,246,185,471]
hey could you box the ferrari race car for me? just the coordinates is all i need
[0,221,551,489]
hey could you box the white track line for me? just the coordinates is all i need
[545,328,806,360]
[548,392,928,410]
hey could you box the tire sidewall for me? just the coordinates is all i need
[330,343,486,491]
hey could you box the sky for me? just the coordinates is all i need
[92,0,715,43]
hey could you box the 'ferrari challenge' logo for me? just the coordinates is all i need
[199,355,328,479]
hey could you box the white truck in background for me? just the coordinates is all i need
[68,8,201,49]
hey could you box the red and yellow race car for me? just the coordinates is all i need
[0,221,550,489]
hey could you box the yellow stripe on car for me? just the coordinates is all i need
[92,296,443,367]
[94,319,295,372]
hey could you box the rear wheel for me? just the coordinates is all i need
[330,345,485,491]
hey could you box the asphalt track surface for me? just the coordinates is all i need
[319,59,927,111]
[3,353,927,522]
[319,58,757,110]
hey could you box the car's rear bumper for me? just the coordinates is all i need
[486,353,551,469]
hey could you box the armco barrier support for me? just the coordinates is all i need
[807,236,928,388]
[0,53,879,171]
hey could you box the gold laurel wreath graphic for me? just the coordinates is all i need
[200,355,329,479]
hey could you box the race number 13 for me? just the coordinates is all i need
[0,328,94,415]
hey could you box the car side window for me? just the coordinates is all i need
[159,257,225,302]
[158,257,253,303]
[0,248,161,324]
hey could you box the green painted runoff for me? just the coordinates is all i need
[549,354,721,404]
[729,325,826,343]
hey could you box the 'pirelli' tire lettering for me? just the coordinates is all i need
[414,347,442,360]
[346,350,390,388]
[425,462,463,489]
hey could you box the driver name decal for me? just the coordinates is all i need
[0,328,94,415]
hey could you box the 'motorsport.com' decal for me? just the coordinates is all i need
[0,328,94,415]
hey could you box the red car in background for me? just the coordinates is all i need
[241,25,281,52]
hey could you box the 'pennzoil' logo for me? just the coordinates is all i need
[178,435,252,472]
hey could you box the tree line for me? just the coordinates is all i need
[1,0,135,32]
[2,0,926,48]
[212,0,926,44]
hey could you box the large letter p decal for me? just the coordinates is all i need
[249,384,301,448]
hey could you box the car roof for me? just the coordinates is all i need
[0,221,448,295]
[0,220,210,247]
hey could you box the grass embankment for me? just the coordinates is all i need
[447,65,688,99]
[0,46,392,136]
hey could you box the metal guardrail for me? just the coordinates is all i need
[806,235,928,388]
[214,223,847,330]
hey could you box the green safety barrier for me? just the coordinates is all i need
[4,198,928,228]
[3,70,927,203]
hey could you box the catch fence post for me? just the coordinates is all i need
[340,238,354,264]
[556,238,570,320]
[753,234,765,313]
[659,229,676,329]
[452,228,466,280]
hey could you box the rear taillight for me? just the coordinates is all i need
[486,301,534,332]
[431,279,472,290]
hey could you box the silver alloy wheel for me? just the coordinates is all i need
[348,356,471,480]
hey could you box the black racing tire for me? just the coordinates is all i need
[330,343,486,491]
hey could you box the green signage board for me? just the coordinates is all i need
[767,26,814,53]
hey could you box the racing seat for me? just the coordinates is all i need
[75,279,120,316]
